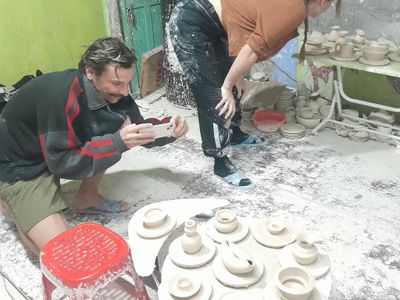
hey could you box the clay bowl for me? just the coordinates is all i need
[361,45,387,61]
[142,207,167,228]
[214,209,238,233]
[167,275,201,298]
[275,266,315,300]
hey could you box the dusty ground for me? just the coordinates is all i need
[1,93,399,299]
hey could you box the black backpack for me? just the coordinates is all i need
[0,70,43,114]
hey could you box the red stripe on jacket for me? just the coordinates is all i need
[39,134,48,164]
[79,148,117,159]
[65,76,83,149]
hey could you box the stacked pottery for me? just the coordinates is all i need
[360,43,390,66]
[279,123,307,139]
[351,29,366,49]
[305,35,327,55]
[296,107,321,129]
[348,130,369,142]
[276,88,296,112]
[368,109,395,125]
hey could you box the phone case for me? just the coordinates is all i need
[140,122,174,139]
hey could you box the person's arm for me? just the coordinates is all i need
[216,44,258,119]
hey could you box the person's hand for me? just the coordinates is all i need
[119,123,156,148]
[171,115,189,138]
[216,86,236,119]
[235,79,246,99]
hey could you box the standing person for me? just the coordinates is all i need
[169,0,340,187]
[0,37,188,254]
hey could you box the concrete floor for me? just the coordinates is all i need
[1,90,400,299]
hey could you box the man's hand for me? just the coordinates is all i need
[171,115,189,138]
[119,123,156,148]
[216,86,236,119]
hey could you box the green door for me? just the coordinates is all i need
[119,0,163,94]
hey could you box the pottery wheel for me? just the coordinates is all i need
[168,235,216,268]
[158,281,213,300]
[251,218,296,248]
[136,215,177,239]
[263,281,321,300]
[212,255,264,288]
[359,57,390,66]
[206,218,249,243]
[278,244,331,279]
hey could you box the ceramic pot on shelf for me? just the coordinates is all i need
[214,209,239,233]
[291,231,318,265]
[181,219,202,254]
[326,25,342,42]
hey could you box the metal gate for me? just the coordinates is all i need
[119,0,163,93]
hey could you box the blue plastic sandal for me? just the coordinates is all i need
[230,135,266,147]
[77,198,130,215]
[221,170,255,189]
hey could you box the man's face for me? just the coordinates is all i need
[87,64,134,104]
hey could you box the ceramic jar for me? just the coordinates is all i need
[285,107,296,123]
[181,219,202,254]
[291,231,318,265]
[214,209,238,233]
[220,240,255,274]
[275,266,315,300]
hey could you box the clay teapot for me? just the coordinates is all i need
[220,240,255,274]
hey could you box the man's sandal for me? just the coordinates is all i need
[230,135,266,147]
[76,198,130,216]
[221,170,255,189]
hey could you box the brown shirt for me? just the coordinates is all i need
[221,0,306,61]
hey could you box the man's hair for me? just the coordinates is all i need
[78,37,136,75]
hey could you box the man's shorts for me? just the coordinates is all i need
[0,172,70,233]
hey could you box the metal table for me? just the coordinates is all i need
[304,54,400,141]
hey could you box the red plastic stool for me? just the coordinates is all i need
[40,222,149,300]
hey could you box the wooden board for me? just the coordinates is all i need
[139,45,165,97]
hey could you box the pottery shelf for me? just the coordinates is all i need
[300,54,400,141]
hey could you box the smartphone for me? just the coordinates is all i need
[139,122,174,139]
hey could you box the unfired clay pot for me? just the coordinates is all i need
[220,240,255,274]
[142,207,167,228]
[214,209,238,233]
[181,219,203,254]
[275,266,315,300]
[291,231,318,265]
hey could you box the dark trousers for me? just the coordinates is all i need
[169,0,242,157]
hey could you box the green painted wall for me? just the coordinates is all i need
[0,0,107,85]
